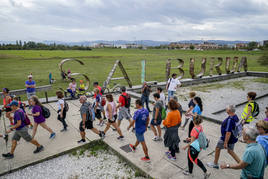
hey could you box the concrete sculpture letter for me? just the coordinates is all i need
[209,57,215,76]
[230,57,239,73]
[166,58,185,80]
[197,58,207,78]
[189,58,195,79]
[238,56,248,72]
[215,57,223,75]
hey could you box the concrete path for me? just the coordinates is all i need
[0,95,268,179]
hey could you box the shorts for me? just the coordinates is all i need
[136,132,145,142]
[216,139,235,150]
[27,92,36,100]
[95,109,102,119]
[79,120,93,132]
[150,119,162,126]
[12,127,32,142]
[108,115,117,123]
[118,107,131,121]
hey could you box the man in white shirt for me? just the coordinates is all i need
[166,73,181,102]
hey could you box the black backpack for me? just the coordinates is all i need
[121,94,131,108]
[252,101,260,117]
[41,105,51,118]
[64,100,69,112]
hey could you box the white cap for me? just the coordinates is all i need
[28,75,33,78]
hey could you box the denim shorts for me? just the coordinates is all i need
[216,139,235,150]
[135,132,145,142]
[150,119,162,126]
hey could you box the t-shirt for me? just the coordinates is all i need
[119,92,127,107]
[79,84,85,90]
[241,143,266,179]
[190,125,203,152]
[14,109,26,130]
[94,86,103,98]
[264,117,268,122]
[57,99,64,110]
[163,110,181,128]
[256,135,268,162]
[32,105,45,123]
[192,105,202,115]
[133,108,149,134]
[160,93,166,106]
[25,80,36,93]
[153,100,163,121]
[188,99,195,108]
[94,94,101,109]
[142,85,150,97]
[167,78,181,91]
[80,102,90,120]
[68,83,76,92]
[220,114,239,144]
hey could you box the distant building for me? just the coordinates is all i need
[235,43,248,49]
[263,40,268,47]
[94,43,114,48]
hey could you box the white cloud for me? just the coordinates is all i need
[0,0,267,42]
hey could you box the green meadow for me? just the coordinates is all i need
[0,48,265,102]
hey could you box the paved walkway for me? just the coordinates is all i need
[0,95,268,179]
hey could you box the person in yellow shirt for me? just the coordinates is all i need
[241,92,257,124]
[163,99,181,161]
[77,80,86,95]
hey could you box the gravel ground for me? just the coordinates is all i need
[2,150,144,179]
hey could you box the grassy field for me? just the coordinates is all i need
[0,48,266,102]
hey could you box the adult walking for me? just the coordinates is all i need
[93,88,104,126]
[184,96,203,143]
[221,125,266,179]
[181,92,196,130]
[93,82,106,120]
[67,78,77,99]
[2,101,44,159]
[2,88,13,125]
[25,75,36,109]
[128,99,150,162]
[166,73,181,102]
[256,120,268,164]
[141,82,152,112]
[183,115,210,178]
[117,87,132,128]
[241,92,257,124]
[163,99,181,161]
[103,94,124,140]
[207,105,240,169]
[150,93,164,141]
[77,96,104,143]
[56,91,68,132]
[28,96,55,139]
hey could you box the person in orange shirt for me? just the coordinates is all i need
[163,99,181,161]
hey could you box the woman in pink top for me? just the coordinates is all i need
[67,78,77,99]
[103,94,124,140]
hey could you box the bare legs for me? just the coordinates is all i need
[10,139,41,155]
[104,122,123,136]
[150,124,161,138]
[133,140,149,157]
[214,147,241,165]
[32,122,54,139]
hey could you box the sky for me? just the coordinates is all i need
[0,0,267,42]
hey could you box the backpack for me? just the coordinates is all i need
[87,103,95,121]
[252,101,260,117]
[232,120,243,138]
[121,94,131,108]
[18,109,30,125]
[64,100,69,112]
[101,97,106,106]
[41,105,51,118]
[161,108,166,120]
[195,127,208,150]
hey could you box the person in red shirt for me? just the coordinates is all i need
[117,86,132,128]
[93,82,106,120]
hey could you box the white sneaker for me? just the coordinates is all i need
[183,170,193,177]
[152,136,158,141]
[207,162,219,169]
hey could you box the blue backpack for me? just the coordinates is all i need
[195,127,208,150]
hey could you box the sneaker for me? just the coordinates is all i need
[2,153,14,159]
[49,132,56,139]
[117,136,124,140]
[183,170,193,176]
[60,128,67,132]
[168,155,176,161]
[204,172,211,179]
[33,145,44,154]
[99,131,105,139]
[77,139,86,143]
[129,144,136,152]
[132,128,135,133]
[141,156,150,162]
[165,151,171,156]
[158,137,163,141]
[207,162,219,169]
[152,136,159,141]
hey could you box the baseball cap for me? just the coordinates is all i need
[7,100,19,107]
[28,75,33,78]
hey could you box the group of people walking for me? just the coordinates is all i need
[1,73,268,179]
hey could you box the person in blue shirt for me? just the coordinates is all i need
[221,125,266,179]
[184,96,203,143]
[256,120,268,165]
[25,75,36,109]
[207,105,241,169]
[127,99,150,162]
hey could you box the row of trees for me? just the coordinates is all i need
[0,41,92,50]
